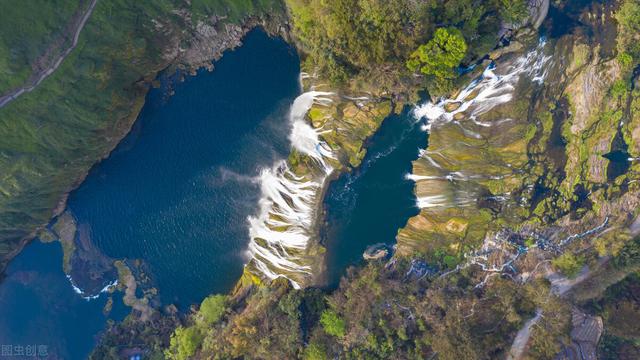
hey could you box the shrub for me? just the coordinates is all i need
[199,294,226,324]
[406,28,468,81]
[552,253,584,278]
[320,309,346,338]
[303,342,328,360]
[498,0,529,26]
[165,326,203,360]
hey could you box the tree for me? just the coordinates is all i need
[552,253,584,278]
[199,294,226,325]
[320,309,346,337]
[406,28,467,80]
[615,0,640,62]
[616,0,640,34]
[498,0,529,26]
[165,326,203,360]
[304,343,328,360]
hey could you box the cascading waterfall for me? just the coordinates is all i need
[246,90,335,288]
[415,39,549,131]
[409,38,551,209]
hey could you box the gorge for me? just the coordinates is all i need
[1,0,640,359]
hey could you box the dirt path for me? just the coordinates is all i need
[0,0,98,109]
[507,309,543,360]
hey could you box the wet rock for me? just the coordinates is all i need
[50,210,117,297]
[489,40,524,61]
[363,243,390,260]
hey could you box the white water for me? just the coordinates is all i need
[66,275,118,301]
[246,91,336,288]
[410,39,550,209]
[414,39,549,131]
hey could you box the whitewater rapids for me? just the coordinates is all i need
[410,38,551,209]
[246,91,335,288]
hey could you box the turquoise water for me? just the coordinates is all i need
[66,29,300,307]
[321,108,426,287]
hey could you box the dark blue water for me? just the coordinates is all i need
[321,109,425,287]
[0,240,128,359]
[65,28,300,307]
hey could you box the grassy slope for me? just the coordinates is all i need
[0,0,82,93]
[0,0,283,265]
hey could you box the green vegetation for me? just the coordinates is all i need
[583,273,640,358]
[303,343,327,360]
[198,294,227,324]
[552,252,585,278]
[406,27,467,93]
[191,0,285,23]
[498,0,529,26]
[286,0,427,84]
[166,326,204,360]
[319,309,346,337]
[615,0,640,65]
[285,0,526,90]
[0,0,81,93]
[168,260,572,359]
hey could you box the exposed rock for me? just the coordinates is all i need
[489,40,524,61]
[48,210,117,296]
[555,308,603,360]
[529,0,550,29]
[363,243,390,260]
[566,55,620,135]
[180,17,248,71]
[115,260,154,322]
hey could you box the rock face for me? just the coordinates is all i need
[45,210,117,297]
[241,77,394,289]
[363,243,390,260]
[176,16,253,71]
[529,0,550,29]
[397,0,640,268]
[398,33,548,257]
[396,1,640,357]
[555,309,603,360]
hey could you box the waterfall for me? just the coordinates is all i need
[414,39,549,130]
[410,38,551,210]
[246,91,335,288]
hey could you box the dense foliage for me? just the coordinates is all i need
[406,27,468,92]
[615,0,640,67]
[164,259,581,359]
[285,0,528,90]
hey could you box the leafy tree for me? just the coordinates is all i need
[616,0,640,34]
[498,0,529,26]
[303,342,328,360]
[552,253,584,278]
[615,0,640,62]
[406,28,467,81]
[435,0,484,38]
[320,309,346,337]
[199,294,226,325]
[165,326,203,360]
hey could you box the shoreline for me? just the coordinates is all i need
[312,96,403,287]
[0,18,290,282]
